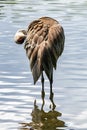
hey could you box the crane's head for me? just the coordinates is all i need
[14,29,27,44]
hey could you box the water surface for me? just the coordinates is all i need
[0,0,87,130]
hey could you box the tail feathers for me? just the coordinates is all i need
[49,48,57,70]
[42,45,53,81]
[32,58,41,84]
[31,43,53,84]
[30,45,42,84]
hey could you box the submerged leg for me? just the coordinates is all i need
[49,91,56,110]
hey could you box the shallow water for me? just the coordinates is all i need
[0,0,87,130]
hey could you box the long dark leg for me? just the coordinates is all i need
[41,72,45,106]
[49,70,54,103]
[49,91,56,110]
[50,72,53,100]
[49,70,56,110]
[50,70,53,95]
[41,72,44,91]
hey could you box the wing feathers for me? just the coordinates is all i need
[41,43,53,80]
[24,17,65,83]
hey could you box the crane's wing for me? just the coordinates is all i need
[47,23,65,69]
[24,20,65,84]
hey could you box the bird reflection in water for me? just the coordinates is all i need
[20,91,66,130]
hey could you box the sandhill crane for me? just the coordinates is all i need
[14,17,65,94]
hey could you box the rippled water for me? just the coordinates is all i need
[0,0,87,130]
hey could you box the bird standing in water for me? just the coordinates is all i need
[14,17,65,94]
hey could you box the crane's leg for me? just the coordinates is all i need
[49,70,56,110]
[50,70,53,94]
[41,72,44,91]
[49,91,56,110]
[50,69,53,99]
[41,72,45,100]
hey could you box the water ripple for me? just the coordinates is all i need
[0,0,87,130]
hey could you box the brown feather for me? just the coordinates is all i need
[24,17,65,84]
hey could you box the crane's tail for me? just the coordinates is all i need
[30,42,53,84]
[41,44,53,81]
[30,46,42,84]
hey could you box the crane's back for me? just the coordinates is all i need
[24,17,65,84]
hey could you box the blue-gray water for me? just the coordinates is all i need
[0,0,87,130]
